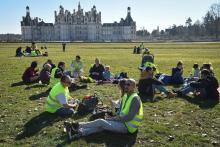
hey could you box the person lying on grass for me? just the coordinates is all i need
[64,78,143,140]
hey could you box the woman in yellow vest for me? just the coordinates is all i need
[45,75,78,117]
[64,79,143,140]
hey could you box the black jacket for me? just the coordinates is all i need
[190,76,219,100]
[138,78,163,98]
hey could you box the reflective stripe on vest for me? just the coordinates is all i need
[120,93,143,133]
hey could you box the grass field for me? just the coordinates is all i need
[0,42,220,146]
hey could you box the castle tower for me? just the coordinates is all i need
[127,7,131,16]
[26,6,30,16]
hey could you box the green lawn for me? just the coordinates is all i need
[0,42,220,146]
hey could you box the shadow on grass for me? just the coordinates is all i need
[11,81,26,87]
[84,131,137,147]
[57,131,137,147]
[16,112,60,140]
[140,95,163,103]
[29,88,51,100]
[182,95,219,109]
[25,84,48,90]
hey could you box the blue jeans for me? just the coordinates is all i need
[56,108,75,117]
[79,119,128,136]
[158,74,171,85]
[180,84,194,95]
[180,84,207,98]
[172,73,184,84]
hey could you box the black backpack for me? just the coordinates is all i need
[77,94,100,115]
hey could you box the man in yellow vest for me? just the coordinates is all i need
[45,75,78,117]
[50,61,65,88]
[64,78,143,140]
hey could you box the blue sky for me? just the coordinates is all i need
[0,0,219,34]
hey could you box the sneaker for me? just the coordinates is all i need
[68,132,81,141]
[167,92,177,98]
[64,121,79,131]
[71,122,79,130]
[63,121,72,133]
[64,122,79,141]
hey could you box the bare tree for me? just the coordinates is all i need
[209,3,220,39]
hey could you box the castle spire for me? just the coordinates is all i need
[78,2,81,10]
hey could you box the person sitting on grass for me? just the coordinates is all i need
[89,58,105,81]
[171,60,184,84]
[24,46,31,56]
[110,79,127,114]
[40,63,51,85]
[133,46,137,54]
[176,69,219,101]
[201,63,215,77]
[191,63,200,79]
[141,48,154,66]
[31,42,42,56]
[43,59,56,72]
[103,65,114,81]
[97,65,115,85]
[184,63,200,85]
[22,61,40,84]
[45,75,78,117]
[50,61,66,88]
[64,79,143,140]
[70,55,83,78]
[138,67,175,102]
[16,47,23,57]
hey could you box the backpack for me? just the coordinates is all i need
[89,104,113,121]
[77,94,100,115]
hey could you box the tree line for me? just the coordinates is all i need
[137,3,220,41]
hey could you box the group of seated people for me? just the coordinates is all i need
[20,51,219,141]
[47,75,143,140]
[21,55,126,86]
[133,42,145,54]
[15,42,48,57]
[137,48,219,102]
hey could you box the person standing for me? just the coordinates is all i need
[62,43,66,52]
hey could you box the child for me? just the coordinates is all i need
[102,66,113,81]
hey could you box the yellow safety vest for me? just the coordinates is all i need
[30,50,37,56]
[120,93,143,133]
[71,60,83,71]
[144,62,159,74]
[50,67,60,87]
[45,82,70,113]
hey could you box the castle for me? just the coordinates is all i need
[21,3,136,41]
